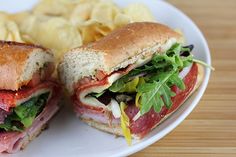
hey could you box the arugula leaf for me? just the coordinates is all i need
[139,82,165,115]
[153,93,164,113]
[193,58,215,71]
[140,91,158,114]
[134,43,190,115]
[160,84,174,108]
[137,70,178,115]
[0,92,49,131]
[169,73,185,90]
[109,77,127,92]
[137,82,156,93]
[166,43,182,56]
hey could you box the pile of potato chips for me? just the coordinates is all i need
[0,0,156,62]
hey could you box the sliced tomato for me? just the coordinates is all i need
[0,81,59,111]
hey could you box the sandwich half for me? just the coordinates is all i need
[0,41,61,153]
[58,22,204,143]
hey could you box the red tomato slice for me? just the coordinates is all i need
[0,81,59,111]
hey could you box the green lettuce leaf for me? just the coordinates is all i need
[0,92,50,131]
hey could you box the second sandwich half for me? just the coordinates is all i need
[0,41,61,153]
[58,22,204,144]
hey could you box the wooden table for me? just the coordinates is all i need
[132,0,236,156]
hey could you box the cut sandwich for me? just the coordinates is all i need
[0,41,61,153]
[58,22,204,144]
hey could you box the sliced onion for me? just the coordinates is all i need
[108,99,121,119]
[179,63,192,79]
[132,111,141,121]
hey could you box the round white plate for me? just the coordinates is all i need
[1,0,211,157]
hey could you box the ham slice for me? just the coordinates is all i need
[73,65,135,113]
[74,102,120,125]
[74,63,198,137]
[0,82,61,153]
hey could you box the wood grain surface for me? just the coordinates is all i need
[131,0,236,156]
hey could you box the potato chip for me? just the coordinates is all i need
[95,24,112,36]
[79,21,102,44]
[20,15,82,61]
[33,0,68,17]
[0,13,24,42]
[70,2,95,25]
[90,1,120,29]
[10,11,31,26]
[6,0,157,63]
[114,13,131,28]
[32,0,81,18]
[123,3,155,22]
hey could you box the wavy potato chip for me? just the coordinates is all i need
[90,1,120,29]
[95,24,112,36]
[123,3,155,22]
[0,13,24,42]
[33,0,68,16]
[33,0,82,18]
[6,0,156,63]
[10,11,31,26]
[78,21,103,44]
[70,2,95,25]
[114,13,131,28]
[20,15,82,61]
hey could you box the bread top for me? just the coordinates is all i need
[58,22,182,93]
[0,41,53,91]
[81,22,181,70]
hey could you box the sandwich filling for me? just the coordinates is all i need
[0,63,61,153]
[0,91,50,131]
[74,43,200,143]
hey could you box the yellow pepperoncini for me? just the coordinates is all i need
[135,92,142,108]
[135,77,145,108]
[119,77,139,93]
[120,102,132,145]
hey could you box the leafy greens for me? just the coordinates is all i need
[0,92,50,131]
[93,43,208,116]
[109,43,193,115]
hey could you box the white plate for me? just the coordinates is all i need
[0,0,211,157]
